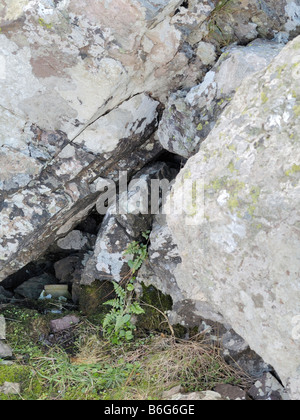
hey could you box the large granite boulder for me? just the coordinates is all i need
[167,36,300,398]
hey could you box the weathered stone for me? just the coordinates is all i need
[82,162,177,285]
[214,384,247,401]
[0,0,298,285]
[57,230,96,252]
[0,341,12,359]
[247,373,290,400]
[81,209,133,286]
[171,390,223,400]
[167,36,300,398]
[0,382,20,395]
[196,41,217,66]
[0,315,6,340]
[50,315,80,333]
[158,39,283,158]
[54,255,83,285]
[0,97,162,282]
[137,214,182,301]
[0,0,212,286]
[137,211,225,327]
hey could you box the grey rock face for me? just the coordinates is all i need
[0,95,162,282]
[81,162,177,286]
[248,373,290,400]
[0,0,298,284]
[81,209,133,286]
[167,36,300,398]
[57,231,96,252]
[157,39,283,158]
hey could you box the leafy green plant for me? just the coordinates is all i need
[124,230,150,274]
[102,232,150,345]
[102,281,144,345]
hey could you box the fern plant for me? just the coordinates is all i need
[102,232,150,345]
[124,230,150,275]
[102,281,145,345]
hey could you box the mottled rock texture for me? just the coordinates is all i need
[0,0,299,280]
[0,0,300,399]
[0,94,161,281]
[167,36,300,398]
[158,39,283,158]
[82,162,176,285]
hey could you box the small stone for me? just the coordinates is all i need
[162,385,182,399]
[54,256,82,284]
[0,382,21,395]
[196,42,216,66]
[214,384,247,400]
[171,391,223,400]
[0,315,6,340]
[57,230,96,251]
[0,341,13,359]
[50,315,80,333]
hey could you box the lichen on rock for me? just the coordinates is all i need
[167,35,300,398]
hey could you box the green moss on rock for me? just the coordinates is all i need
[79,280,115,323]
[136,283,186,338]
[137,283,173,333]
[0,364,42,400]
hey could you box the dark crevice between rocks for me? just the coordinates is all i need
[0,152,185,315]
[174,1,189,15]
[0,209,103,311]
[151,150,187,171]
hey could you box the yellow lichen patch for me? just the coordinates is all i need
[261,91,268,105]
[227,160,237,174]
[38,18,53,30]
[293,105,300,118]
[285,164,300,176]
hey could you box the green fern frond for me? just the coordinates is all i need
[113,282,126,301]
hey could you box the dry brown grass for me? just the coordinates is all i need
[74,332,253,400]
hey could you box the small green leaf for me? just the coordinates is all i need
[127,283,135,292]
[125,331,133,341]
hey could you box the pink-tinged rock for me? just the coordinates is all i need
[50,315,80,333]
